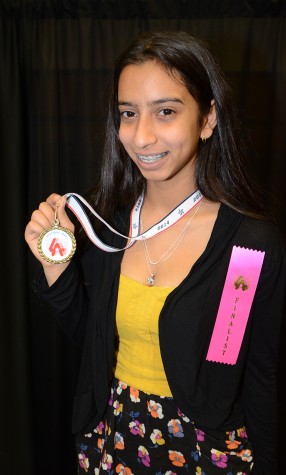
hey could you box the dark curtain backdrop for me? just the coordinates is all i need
[1,2,285,474]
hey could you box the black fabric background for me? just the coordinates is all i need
[1,1,285,474]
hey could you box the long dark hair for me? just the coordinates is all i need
[89,30,271,226]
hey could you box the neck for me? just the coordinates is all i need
[144,180,197,214]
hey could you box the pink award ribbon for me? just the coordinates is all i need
[206,246,265,365]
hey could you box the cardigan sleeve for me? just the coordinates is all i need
[31,233,123,349]
[240,224,286,475]
[32,259,90,347]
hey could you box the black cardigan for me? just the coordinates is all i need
[33,204,286,475]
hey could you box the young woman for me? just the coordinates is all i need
[25,30,286,474]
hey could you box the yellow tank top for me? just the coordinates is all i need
[115,274,174,396]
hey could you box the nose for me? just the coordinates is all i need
[133,115,157,148]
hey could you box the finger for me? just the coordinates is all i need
[55,197,74,231]
[24,222,55,267]
[56,195,67,212]
[45,194,69,223]
[25,220,46,240]
[46,193,63,208]
[31,209,52,229]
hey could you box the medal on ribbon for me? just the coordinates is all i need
[37,205,76,264]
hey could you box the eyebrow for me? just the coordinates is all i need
[118,97,184,106]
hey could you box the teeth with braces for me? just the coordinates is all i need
[136,152,167,163]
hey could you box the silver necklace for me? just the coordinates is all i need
[142,199,203,286]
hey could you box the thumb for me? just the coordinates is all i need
[56,196,75,233]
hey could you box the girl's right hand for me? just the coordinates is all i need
[24,193,75,284]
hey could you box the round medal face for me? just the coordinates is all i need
[37,226,76,264]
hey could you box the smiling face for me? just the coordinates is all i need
[118,60,210,187]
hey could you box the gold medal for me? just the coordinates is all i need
[37,206,76,264]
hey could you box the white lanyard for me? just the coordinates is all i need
[65,189,203,253]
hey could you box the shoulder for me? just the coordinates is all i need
[222,207,286,287]
[221,204,285,252]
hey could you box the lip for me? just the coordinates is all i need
[136,151,168,164]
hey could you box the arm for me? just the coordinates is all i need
[25,193,89,345]
[32,260,89,347]
[241,229,286,475]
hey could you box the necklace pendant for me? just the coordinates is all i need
[147,274,155,286]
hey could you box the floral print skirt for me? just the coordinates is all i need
[76,378,253,474]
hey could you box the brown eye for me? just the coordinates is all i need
[159,108,175,116]
[121,111,136,118]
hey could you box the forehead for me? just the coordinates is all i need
[118,60,188,99]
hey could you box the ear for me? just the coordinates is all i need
[200,99,217,141]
